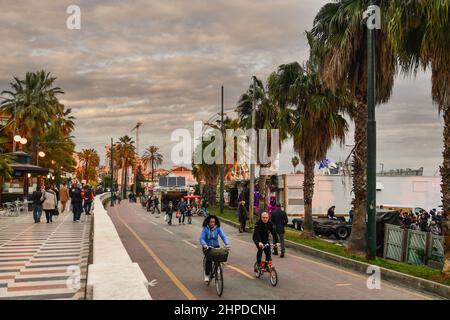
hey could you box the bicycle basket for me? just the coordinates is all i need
[210,248,229,263]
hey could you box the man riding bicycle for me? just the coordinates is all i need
[253,212,280,269]
[199,215,230,283]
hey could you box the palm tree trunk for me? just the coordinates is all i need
[151,161,154,182]
[347,99,368,254]
[303,157,315,236]
[441,106,450,276]
[258,166,268,213]
[31,128,39,165]
[122,158,127,198]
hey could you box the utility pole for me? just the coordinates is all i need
[249,76,257,229]
[110,138,114,207]
[131,122,143,194]
[364,2,380,259]
[220,86,225,214]
[12,99,17,152]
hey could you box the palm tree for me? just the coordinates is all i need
[142,146,164,182]
[77,148,100,182]
[310,0,396,252]
[387,0,450,275]
[116,135,135,198]
[291,156,300,174]
[0,71,64,164]
[272,59,350,236]
[236,77,291,213]
[192,138,220,206]
[0,137,13,204]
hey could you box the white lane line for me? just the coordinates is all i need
[163,228,174,235]
[183,240,198,249]
[150,221,158,226]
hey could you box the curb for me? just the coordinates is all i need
[219,215,450,299]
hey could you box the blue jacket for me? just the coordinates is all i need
[199,226,229,247]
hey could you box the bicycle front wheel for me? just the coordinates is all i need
[215,263,224,297]
[203,256,210,286]
[270,267,278,287]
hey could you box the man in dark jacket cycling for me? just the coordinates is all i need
[253,212,280,267]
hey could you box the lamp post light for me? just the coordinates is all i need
[37,151,46,166]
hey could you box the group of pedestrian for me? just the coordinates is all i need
[400,209,443,235]
[31,182,95,224]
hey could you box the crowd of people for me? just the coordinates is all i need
[399,209,443,235]
[31,181,95,223]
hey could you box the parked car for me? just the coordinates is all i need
[291,218,352,240]
[291,210,402,243]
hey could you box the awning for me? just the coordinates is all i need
[11,163,49,176]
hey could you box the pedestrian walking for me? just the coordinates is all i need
[32,186,43,223]
[178,198,187,224]
[70,185,83,222]
[153,196,161,214]
[59,182,70,213]
[238,200,248,233]
[165,201,174,225]
[186,205,193,224]
[41,186,58,224]
[270,205,288,258]
[83,185,94,215]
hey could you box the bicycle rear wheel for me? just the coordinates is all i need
[270,267,278,287]
[215,263,224,297]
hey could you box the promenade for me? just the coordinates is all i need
[0,210,91,300]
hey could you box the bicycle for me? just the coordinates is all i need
[197,207,209,217]
[202,246,229,297]
[254,243,278,287]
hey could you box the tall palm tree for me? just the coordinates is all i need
[192,138,220,206]
[116,135,135,197]
[387,0,450,275]
[236,77,291,213]
[0,137,13,204]
[310,0,396,252]
[272,58,350,236]
[291,156,300,174]
[142,146,164,182]
[0,71,64,164]
[77,148,100,182]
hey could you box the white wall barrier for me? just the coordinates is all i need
[86,193,152,300]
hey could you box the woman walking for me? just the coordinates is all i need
[238,200,248,233]
[41,185,58,223]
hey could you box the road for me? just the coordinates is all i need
[107,201,438,300]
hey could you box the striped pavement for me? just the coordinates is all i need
[0,210,91,300]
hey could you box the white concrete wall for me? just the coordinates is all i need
[87,193,151,300]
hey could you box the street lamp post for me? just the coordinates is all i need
[364,2,381,259]
[220,85,225,214]
[249,76,257,229]
[110,138,115,207]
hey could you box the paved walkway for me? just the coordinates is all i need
[0,209,91,300]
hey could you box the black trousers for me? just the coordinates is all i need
[179,212,185,223]
[256,244,271,264]
[203,246,219,276]
[44,210,53,223]
[240,220,246,232]
[84,201,92,214]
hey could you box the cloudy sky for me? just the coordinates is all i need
[0,0,443,175]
